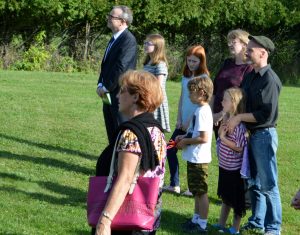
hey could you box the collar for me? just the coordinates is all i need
[257,64,271,77]
[113,27,127,40]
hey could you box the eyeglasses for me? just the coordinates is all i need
[144,41,154,46]
[227,40,240,46]
[106,14,123,21]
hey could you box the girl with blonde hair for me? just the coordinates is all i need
[143,34,170,133]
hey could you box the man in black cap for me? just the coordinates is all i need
[228,35,282,235]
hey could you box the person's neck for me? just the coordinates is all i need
[126,109,144,120]
[198,100,208,106]
[234,54,245,65]
[112,25,127,34]
[229,112,235,118]
[254,60,268,73]
[148,53,154,61]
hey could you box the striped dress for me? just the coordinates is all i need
[217,123,247,170]
[144,61,171,132]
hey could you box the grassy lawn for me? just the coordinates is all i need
[0,70,299,235]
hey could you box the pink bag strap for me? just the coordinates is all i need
[104,132,141,194]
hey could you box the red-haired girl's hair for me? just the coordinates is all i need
[183,45,210,77]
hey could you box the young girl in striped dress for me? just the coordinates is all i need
[214,87,247,234]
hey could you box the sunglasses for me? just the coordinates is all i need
[106,14,123,21]
[144,41,154,46]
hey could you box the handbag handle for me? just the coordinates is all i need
[104,132,141,194]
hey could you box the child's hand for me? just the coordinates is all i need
[291,190,300,210]
[175,135,185,142]
[176,139,186,149]
[214,111,225,125]
[219,123,228,139]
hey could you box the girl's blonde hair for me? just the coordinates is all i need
[143,34,168,66]
[227,29,250,61]
[183,45,210,78]
[224,87,246,115]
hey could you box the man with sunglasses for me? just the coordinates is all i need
[97,5,137,144]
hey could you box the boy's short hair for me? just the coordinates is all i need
[187,76,213,102]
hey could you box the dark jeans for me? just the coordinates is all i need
[166,128,186,187]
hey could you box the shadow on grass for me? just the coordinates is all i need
[0,133,97,160]
[0,172,87,207]
[0,185,86,207]
[0,233,21,235]
[0,172,26,181]
[163,191,222,206]
[0,151,93,175]
[160,209,190,234]
[73,229,91,235]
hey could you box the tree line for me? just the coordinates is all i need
[0,0,299,83]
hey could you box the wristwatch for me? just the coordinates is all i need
[102,211,112,221]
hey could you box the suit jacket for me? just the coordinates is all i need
[98,29,137,97]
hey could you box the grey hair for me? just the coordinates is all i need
[113,5,133,25]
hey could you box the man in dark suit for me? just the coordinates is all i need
[96,5,137,144]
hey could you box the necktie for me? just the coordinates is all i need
[103,37,115,61]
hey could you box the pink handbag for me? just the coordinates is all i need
[87,176,160,230]
[87,133,160,230]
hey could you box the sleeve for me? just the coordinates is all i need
[116,129,142,156]
[155,62,168,76]
[195,107,211,132]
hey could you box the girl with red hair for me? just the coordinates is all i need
[163,45,211,196]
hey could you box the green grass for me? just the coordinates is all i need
[0,70,299,235]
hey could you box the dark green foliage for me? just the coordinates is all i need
[0,0,299,83]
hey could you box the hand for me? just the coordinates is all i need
[227,115,241,134]
[175,135,185,143]
[176,139,186,149]
[219,123,228,139]
[96,87,105,98]
[291,190,300,210]
[214,111,225,125]
[95,218,111,235]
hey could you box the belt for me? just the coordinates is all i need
[249,126,275,135]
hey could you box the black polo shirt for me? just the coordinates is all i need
[241,64,282,131]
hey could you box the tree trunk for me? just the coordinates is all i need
[83,20,90,61]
